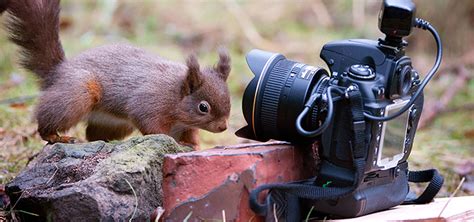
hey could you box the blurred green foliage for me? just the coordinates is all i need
[0,0,472,195]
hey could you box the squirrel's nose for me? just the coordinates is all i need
[217,120,228,132]
[217,124,227,132]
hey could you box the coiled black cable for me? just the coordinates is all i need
[363,18,442,121]
[296,86,342,137]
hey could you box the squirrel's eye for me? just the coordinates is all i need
[198,101,210,114]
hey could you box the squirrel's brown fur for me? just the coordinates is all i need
[3,0,231,148]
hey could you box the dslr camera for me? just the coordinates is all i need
[237,0,443,218]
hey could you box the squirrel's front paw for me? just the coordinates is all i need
[45,135,77,144]
[178,142,199,150]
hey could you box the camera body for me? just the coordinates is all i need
[238,39,423,217]
[313,39,423,217]
[318,39,421,178]
[237,0,440,218]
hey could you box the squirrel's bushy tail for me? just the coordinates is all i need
[5,0,65,86]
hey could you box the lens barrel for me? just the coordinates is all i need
[236,49,329,143]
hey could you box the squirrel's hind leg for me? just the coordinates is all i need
[36,76,102,144]
[86,112,135,142]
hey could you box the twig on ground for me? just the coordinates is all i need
[7,190,26,217]
[183,211,193,222]
[0,95,37,105]
[273,203,278,222]
[46,163,59,185]
[305,206,315,222]
[152,207,165,222]
[13,210,39,217]
[419,65,471,129]
[124,178,138,222]
[10,210,17,222]
[438,177,466,218]
[248,215,255,222]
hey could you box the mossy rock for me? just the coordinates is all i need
[5,134,192,221]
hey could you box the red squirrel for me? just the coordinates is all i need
[2,0,231,148]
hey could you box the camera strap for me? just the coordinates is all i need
[404,169,444,204]
[347,88,367,160]
[248,89,368,220]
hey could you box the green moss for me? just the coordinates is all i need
[94,135,192,193]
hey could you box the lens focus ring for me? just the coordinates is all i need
[260,59,294,136]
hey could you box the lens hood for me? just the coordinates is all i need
[237,49,329,143]
[237,50,285,141]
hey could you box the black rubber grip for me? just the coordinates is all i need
[260,60,293,136]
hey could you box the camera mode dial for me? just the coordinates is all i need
[348,64,375,80]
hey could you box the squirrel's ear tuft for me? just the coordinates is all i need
[214,48,231,81]
[183,54,203,95]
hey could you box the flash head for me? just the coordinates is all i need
[378,0,416,45]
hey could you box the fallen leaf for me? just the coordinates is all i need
[59,16,74,30]
[464,129,474,139]
[9,103,27,109]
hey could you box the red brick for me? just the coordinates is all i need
[162,142,317,221]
